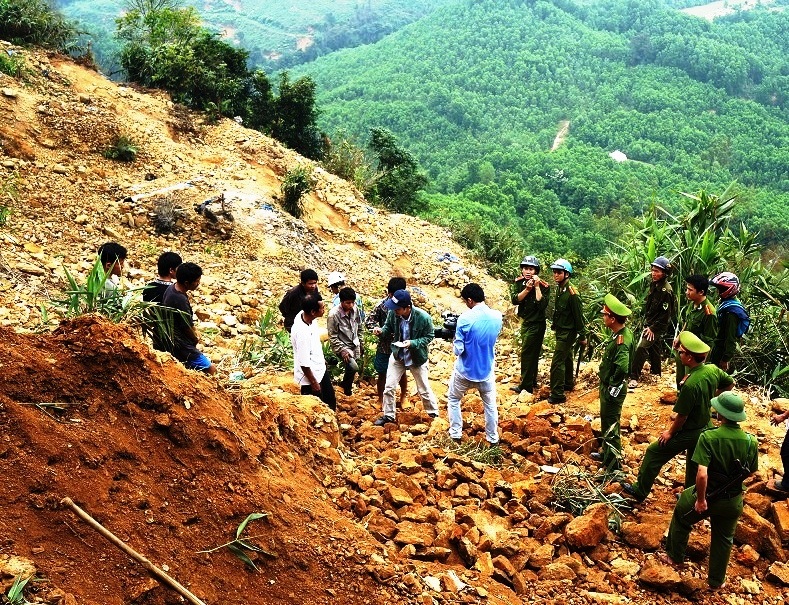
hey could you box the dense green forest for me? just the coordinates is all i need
[293,0,789,271]
[55,0,455,73]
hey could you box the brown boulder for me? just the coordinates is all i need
[393,521,435,547]
[620,513,669,550]
[767,561,789,586]
[736,505,787,561]
[772,500,789,541]
[565,503,610,549]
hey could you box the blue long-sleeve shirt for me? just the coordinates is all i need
[453,302,503,381]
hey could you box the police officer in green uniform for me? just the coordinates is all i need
[591,294,634,472]
[664,392,758,589]
[511,255,550,394]
[628,256,677,389]
[547,259,586,404]
[673,274,717,388]
[623,331,734,501]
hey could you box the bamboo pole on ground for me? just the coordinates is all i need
[60,497,206,605]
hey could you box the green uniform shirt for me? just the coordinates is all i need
[600,327,634,387]
[692,424,758,493]
[641,278,676,335]
[551,282,586,340]
[683,300,718,349]
[511,281,550,323]
[674,363,734,432]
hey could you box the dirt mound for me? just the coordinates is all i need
[0,317,389,605]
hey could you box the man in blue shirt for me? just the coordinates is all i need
[447,283,503,445]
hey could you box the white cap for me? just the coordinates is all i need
[327,271,345,287]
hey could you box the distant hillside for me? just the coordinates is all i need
[292,0,789,261]
[56,0,456,72]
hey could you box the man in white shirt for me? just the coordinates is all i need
[291,296,336,411]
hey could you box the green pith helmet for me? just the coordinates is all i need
[603,293,631,317]
[678,330,710,354]
[550,258,572,275]
[711,392,746,422]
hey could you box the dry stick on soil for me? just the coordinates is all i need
[60,497,207,605]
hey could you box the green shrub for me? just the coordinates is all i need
[0,172,18,227]
[237,308,293,370]
[0,0,81,50]
[103,134,138,162]
[0,50,24,77]
[51,257,172,332]
[279,166,315,218]
[321,133,375,192]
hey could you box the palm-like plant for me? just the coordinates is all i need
[590,184,789,395]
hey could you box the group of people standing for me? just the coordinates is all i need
[96,241,775,590]
[279,269,504,444]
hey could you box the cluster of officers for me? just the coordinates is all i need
[278,255,757,590]
[512,254,754,591]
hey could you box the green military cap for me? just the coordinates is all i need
[678,330,710,354]
[603,293,631,317]
[711,391,746,422]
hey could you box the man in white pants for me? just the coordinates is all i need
[448,283,503,445]
[372,289,439,426]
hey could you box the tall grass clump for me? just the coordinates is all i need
[588,183,789,395]
[279,166,315,218]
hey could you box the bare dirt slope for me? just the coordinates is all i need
[1,46,789,605]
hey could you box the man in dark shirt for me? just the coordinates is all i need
[279,269,322,333]
[161,262,216,375]
[143,252,182,352]
[143,251,182,303]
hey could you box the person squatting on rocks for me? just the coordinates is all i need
[591,294,634,473]
[709,271,749,372]
[327,287,362,396]
[623,331,733,502]
[161,262,217,375]
[143,251,182,352]
[673,274,717,389]
[365,277,408,406]
[291,295,336,411]
[770,402,789,493]
[143,251,182,304]
[97,241,128,298]
[279,268,322,333]
[510,255,549,394]
[447,283,503,445]
[664,392,758,590]
[547,258,586,404]
[628,256,676,389]
[372,289,439,426]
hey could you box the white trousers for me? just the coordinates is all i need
[447,371,499,444]
[382,356,438,417]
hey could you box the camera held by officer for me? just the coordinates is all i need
[434,311,460,340]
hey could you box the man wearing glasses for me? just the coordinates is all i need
[623,331,733,502]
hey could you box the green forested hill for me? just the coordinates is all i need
[56,0,456,71]
[293,0,789,265]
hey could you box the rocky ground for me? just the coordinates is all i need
[1,45,789,605]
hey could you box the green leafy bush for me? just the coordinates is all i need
[279,166,315,219]
[0,0,81,50]
[237,308,293,370]
[103,134,138,162]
